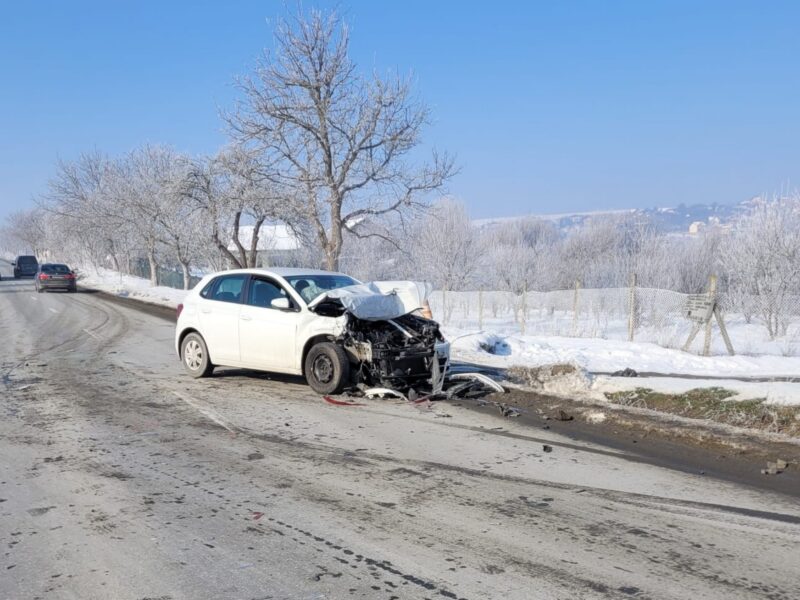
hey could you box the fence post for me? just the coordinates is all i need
[628,273,637,342]
[478,288,484,330]
[703,275,718,357]
[572,280,581,336]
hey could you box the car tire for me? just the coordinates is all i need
[305,342,350,395]
[181,332,214,378]
[36,286,43,293]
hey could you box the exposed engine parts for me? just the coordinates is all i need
[340,313,446,390]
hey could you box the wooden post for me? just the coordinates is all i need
[714,305,736,356]
[572,280,581,337]
[703,275,718,357]
[478,288,484,330]
[628,273,637,342]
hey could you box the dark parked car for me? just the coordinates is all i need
[13,255,39,278]
[35,263,77,293]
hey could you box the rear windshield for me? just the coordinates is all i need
[284,274,358,303]
[41,264,70,274]
[18,256,37,265]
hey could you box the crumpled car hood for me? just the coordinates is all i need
[307,281,433,321]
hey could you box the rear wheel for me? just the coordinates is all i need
[181,332,214,378]
[304,342,350,395]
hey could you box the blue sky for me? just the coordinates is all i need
[1,1,799,220]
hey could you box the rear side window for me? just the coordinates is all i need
[203,275,246,304]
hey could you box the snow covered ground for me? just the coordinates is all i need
[76,268,800,405]
[77,267,189,307]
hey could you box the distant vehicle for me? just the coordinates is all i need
[13,255,39,278]
[175,268,448,394]
[35,263,77,293]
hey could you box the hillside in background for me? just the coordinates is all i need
[474,197,760,234]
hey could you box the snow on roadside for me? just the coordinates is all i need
[77,267,188,308]
[446,329,800,378]
[447,329,800,405]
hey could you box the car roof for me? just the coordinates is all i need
[40,263,68,267]
[208,267,350,278]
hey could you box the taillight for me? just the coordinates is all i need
[176,303,184,318]
[64,273,75,279]
[39,273,49,280]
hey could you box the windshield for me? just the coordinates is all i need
[18,256,37,265]
[285,274,358,304]
[41,264,70,274]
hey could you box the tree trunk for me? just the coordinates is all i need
[249,217,266,268]
[180,260,191,290]
[147,245,158,287]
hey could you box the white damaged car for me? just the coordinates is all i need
[175,268,450,395]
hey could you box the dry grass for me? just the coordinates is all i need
[604,387,800,436]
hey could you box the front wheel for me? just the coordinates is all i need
[304,342,350,395]
[181,332,214,378]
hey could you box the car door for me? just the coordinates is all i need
[197,274,247,364]
[238,276,301,372]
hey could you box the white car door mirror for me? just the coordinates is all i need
[270,297,291,310]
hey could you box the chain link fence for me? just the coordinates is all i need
[429,283,800,357]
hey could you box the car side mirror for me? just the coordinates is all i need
[270,297,291,310]
[11,261,15,266]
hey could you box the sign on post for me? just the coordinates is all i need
[682,277,735,356]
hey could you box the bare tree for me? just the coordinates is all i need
[1,209,48,257]
[184,148,293,269]
[722,196,800,339]
[228,8,454,270]
[411,199,478,321]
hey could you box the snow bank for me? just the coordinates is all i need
[446,329,800,379]
[77,267,188,308]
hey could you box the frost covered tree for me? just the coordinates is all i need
[482,217,559,293]
[227,8,454,271]
[722,196,800,338]
[411,199,478,323]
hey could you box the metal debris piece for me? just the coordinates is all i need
[363,388,407,401]
[449,372,505,393]
[498,403,521,418]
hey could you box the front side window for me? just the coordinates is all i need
[284,274,358,304]
[247,278,295,309]
[205,275,246,303]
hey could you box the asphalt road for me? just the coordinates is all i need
[1,260,799,600]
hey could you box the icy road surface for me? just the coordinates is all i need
[1,271,799,599]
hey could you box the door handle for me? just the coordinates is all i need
[240,314,252,321]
